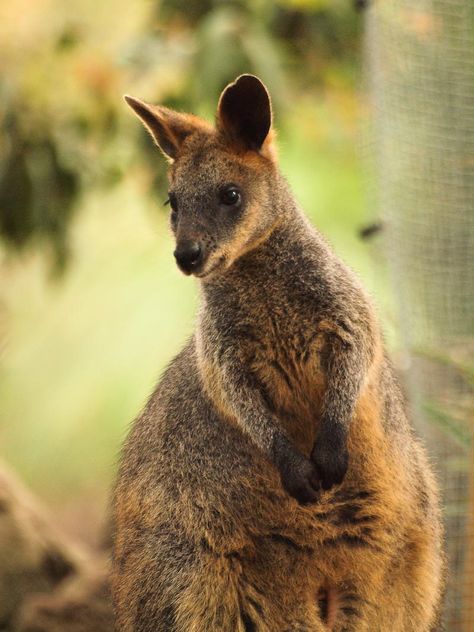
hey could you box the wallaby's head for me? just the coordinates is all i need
[125,75,282,279]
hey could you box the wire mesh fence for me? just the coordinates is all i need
[364,1,474,629]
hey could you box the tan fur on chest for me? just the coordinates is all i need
[197,324,327,452]
[251,334,326,451]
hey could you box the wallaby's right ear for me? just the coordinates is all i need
[217,75,273,155]
[124,96,199,161]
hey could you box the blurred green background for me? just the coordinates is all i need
[0,0,380,527]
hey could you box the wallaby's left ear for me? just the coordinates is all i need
[217,75,273,155]
[124,95,202,161]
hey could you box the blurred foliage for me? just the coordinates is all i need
[0,0,362,270]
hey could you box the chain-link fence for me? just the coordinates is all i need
[364,1,474,629]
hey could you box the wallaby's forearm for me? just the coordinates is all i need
[311,316,376,488]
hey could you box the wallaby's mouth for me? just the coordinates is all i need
[194,255,226,279]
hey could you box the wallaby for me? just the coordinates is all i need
[112,75,444,631]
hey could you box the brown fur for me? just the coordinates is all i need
[113,75,445,631]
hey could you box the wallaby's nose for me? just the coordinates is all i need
[174,241,203,274]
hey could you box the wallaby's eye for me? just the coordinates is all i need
[168,192,178,214]
[219,186,241,207]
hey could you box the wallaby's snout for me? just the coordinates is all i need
[173,240,203,275]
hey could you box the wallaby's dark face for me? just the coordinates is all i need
[125,75,279,278]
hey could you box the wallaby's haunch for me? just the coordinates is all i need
[112,75,444,631]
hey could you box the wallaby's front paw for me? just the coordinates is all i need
[310,435,348,491]
[272,434,320,504]
[280,457,321,504]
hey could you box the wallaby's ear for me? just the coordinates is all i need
[217,75,272,153]
[124,96,199,161]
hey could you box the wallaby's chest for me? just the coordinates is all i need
[208,284,327,449]
[247,308,326,443]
